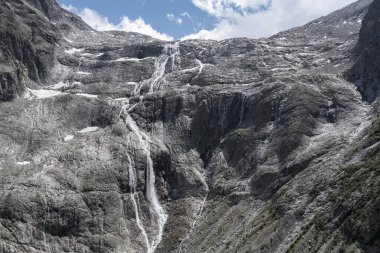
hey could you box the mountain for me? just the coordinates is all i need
[0,0,379,252]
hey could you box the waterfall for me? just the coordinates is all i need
[146,151,168,252]
[126,154,150,251]
[166,42,181,72]
[237,95,247,128]
[189,59,205,84]
[120,42,181,252]
[42,201,50,253]
[120,95,170,252]
[134,42,181,95]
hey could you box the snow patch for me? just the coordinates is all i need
[48,82,68,90]
[76,71,91,75]
[26,89,66,99]
[81,52,104,58]
[114,97,129,101]
[76,93,98,98]
[80,53,95,57]
[49,82,82,90]
[115,57,141,62]
[64,135,74,142]
[78,127,99,133]
[65,48,84,54]
[16,161,31,165]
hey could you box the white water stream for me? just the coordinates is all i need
[121,42,181,253]
[126,154,151,251]
[178,194,208,252]
[121,101,168,253]
[134,42,181,95]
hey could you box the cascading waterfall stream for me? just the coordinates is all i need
[178,194,208,252]
[126,154,150,251]
[121,102,168,253]
[167,42,181,72]
[237,95,247,128]
[120,42,181,253]
[134,42,181,95]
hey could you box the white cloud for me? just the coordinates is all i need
[183,0,358,40]
[191,0,270,17]
[61,4,78,13]
[181,12,191,18]
[61,4,173,41]
[167,13,183,25]
[181,12,193,22]
[167,13,175,21]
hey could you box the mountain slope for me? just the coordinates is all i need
[0,0,379,253]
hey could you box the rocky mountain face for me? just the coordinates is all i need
[346,0,380,103]
[0,0,379,252]
[0,0,89,101]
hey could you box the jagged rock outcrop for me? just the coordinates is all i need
[0,0,379,253]
[0,0,90,101]
[346,0,380,103]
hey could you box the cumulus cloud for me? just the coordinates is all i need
[61,4,173,41]
[183,0,358,40]
[191,0,271,17]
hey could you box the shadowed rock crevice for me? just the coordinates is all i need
[346,0,380,103]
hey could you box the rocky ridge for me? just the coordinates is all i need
[0,0,379,252]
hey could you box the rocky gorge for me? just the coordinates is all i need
[0,0,379,252]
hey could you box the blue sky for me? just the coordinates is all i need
[59,0,358,41]
[59,0,217,40]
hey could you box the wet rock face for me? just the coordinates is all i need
[346,0,380,102]
[0,0,380,253]
[0,71,23,101]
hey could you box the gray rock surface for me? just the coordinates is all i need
[0,0,379,252]
[0,0,90,101]
[346,0,380,103]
